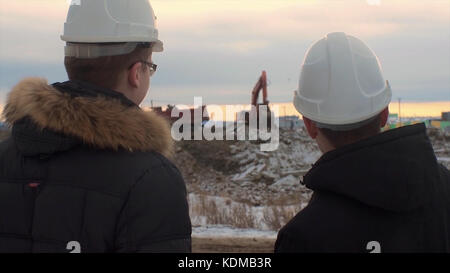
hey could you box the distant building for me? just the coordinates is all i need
[422,112,450,131]
[429,120,450,131]
[279,116,304,129]
[442,112,450,121]
[388,113,399,124]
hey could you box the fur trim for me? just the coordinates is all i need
[2,78,173,157]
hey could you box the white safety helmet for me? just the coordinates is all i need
[61,0,163,59]
[293,32,391,130]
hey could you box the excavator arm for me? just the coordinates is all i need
[251,70,268,106]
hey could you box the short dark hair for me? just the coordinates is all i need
[64,43,152,90]
[318,114,382,148]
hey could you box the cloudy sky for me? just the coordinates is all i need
[0,0,449,107]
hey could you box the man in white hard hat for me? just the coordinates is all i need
[275,32,450,253]
[0,0,191,252]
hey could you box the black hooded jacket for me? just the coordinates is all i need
[0,78,191,253]
[275,123,450,252]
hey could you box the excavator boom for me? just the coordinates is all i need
[251,70,268,106]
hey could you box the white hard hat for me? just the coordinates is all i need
[61,0,163,58]
[293,32,391,129]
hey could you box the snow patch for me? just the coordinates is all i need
[269,175,299,189]
[192,226,277,239]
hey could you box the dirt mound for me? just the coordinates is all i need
[173,128,319,206]
[177,140,241,175]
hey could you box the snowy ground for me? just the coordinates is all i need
[188,193,308,231]
[175,126,450,239]
[176,128,319,206]
[193,226,277,239]
[429,128,450,169]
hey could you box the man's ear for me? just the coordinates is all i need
[128,62,142,88]
[303,117,318,139]
[380,107,389,128]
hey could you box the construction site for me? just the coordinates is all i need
[0,112,448,253]
[148,71,450,252]
[1,0,450,257]
[0,70,448,253]
[168,124,449,252]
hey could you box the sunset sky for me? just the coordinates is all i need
[0,0,449,115]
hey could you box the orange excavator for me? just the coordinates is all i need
[244,70,272,129]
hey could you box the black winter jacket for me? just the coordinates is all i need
[0,78,191,253]
[275,123,450,253]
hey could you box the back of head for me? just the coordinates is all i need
[64,44,152,90]
[318,115,383,148]
[293,32,392,148]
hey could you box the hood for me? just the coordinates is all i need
[304,123,440,212]
[2,78,173,158]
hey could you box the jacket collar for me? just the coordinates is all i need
[2,78,173,157]
[304,123,439,212]
[52,80,136,107]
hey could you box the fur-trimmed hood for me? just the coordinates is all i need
[2,78,173,157]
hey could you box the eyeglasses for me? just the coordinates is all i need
[141,60,157,76]
[129,60,158,77]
